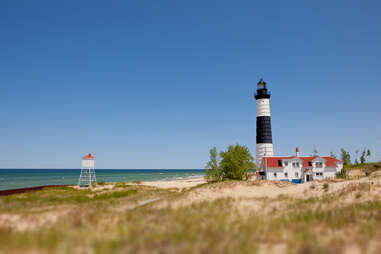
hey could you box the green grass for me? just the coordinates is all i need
[94,189,138,200]
[0,186,142,213]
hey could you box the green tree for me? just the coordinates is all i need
[330,152,337,159]
[340,148,351,166]
[205,147,222,182]
[220,144,255,180]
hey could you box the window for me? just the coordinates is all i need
[315,172,323,176]
[284,162,288,166]
[316,162,323,168]
[285,172,288,177]
[293,162,300,168]
[295,172,299,178]
[274,172,277,178]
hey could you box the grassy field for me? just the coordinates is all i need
[1,177,381,254]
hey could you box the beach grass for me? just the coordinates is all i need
[0,181,381,253]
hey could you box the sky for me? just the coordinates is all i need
[1,0,381,169]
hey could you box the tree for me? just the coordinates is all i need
[220,144,255,180]
[360,148,371,164]
[360,149,366,164]
[205,147,222,182]
[330,152,337,159]
[340,148,351,166]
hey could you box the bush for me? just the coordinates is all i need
[323,183,329,191]
[336,168,348,179]
[220,144,255,180]
[205,144,255,181]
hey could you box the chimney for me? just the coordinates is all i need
[296,147,300,157]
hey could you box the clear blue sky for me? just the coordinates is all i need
[1,0,380,169]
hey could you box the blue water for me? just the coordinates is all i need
[0,169,205,191]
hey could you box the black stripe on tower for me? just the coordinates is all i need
[256,116,273,143]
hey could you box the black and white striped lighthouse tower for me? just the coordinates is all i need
[254,79,274,166]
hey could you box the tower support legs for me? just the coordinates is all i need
[78,168,97,187]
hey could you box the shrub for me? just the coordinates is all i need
[220,144,255,180]
[323,183,329,191]
[336,168,348,179]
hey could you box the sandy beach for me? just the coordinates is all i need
[137,176,207,189]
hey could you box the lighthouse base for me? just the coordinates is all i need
[256,143,274,167]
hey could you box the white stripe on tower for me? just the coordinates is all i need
[256,98,271,117]
[254,79,274,167]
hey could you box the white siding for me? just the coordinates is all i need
[281,158,303,181]
[323,167,337,179]
[265,168,284,181]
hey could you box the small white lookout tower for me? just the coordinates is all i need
[78,153,97,187]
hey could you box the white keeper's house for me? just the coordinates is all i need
[257,148,343,183]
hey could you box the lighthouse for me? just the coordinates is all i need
[254,79,274,166]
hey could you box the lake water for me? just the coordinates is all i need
[0,169,205,190]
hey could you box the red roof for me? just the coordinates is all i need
[82,153,94,159]
[262,156,341,168]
